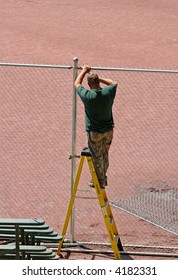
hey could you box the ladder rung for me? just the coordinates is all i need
[109,217,119,235]
[115,235,124,251]
[109,216,114,224]
[115,235,120,243]
[105,200,112,214]
[104,199,108,205]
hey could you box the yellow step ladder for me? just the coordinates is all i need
[57,147,123,260]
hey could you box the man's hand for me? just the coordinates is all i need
[74,65,91,89]
[82,65,91,74]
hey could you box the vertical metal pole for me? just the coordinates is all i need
[70,57,78,242]
[15,225,20,259]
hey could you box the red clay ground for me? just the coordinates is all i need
[1,0,178,68]
[0,0,178,260]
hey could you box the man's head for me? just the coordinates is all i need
[87,73,100,89]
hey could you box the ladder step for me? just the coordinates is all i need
[115,235,124,251]
[108,217,118,236]
[109,216,114,224]
[104,199,108,206]
[104,200,112,216]
[81,147,91,156]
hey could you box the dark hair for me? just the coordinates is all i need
[87,73,100,86]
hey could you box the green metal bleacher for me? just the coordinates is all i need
[0,218,62,260]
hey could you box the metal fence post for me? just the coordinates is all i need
[70,57,78,242]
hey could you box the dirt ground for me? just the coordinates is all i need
[1,0,178,68]
[0,0,178,260]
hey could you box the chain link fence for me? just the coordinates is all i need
[0,63,73,231]
[0,60,177,249]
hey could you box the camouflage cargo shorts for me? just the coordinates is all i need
[87,129,113,187]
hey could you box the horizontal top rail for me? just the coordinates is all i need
[0,62,72,69]
[79,66,178,74]
[0,62,177,73]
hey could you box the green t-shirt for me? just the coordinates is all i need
[77,84,117,133]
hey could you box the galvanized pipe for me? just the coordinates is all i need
[70,57,78,242]
[79,66,178,73]
[1,62,177,73]
[59,248,178,258]
[62,241,178,251]
[0,62,72,69]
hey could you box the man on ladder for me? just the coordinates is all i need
[57,65,123,259]
[74,65,118,189]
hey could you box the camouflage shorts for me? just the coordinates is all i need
[87,130,113,187]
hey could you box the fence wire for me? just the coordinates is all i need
[0,64,73,231]
[75,67,178,246]
[0,61,177,248]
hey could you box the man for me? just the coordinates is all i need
[74,65,118,188]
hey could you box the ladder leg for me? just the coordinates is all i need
[57,155,85,255]
[87,155,123,260]
[102,189,124,252]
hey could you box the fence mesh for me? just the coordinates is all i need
[0,62,177,247]
[0,65,72,231]
[75,68,178,245]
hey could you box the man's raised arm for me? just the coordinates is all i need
[99,77,118,86]
[74,65,91,89]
